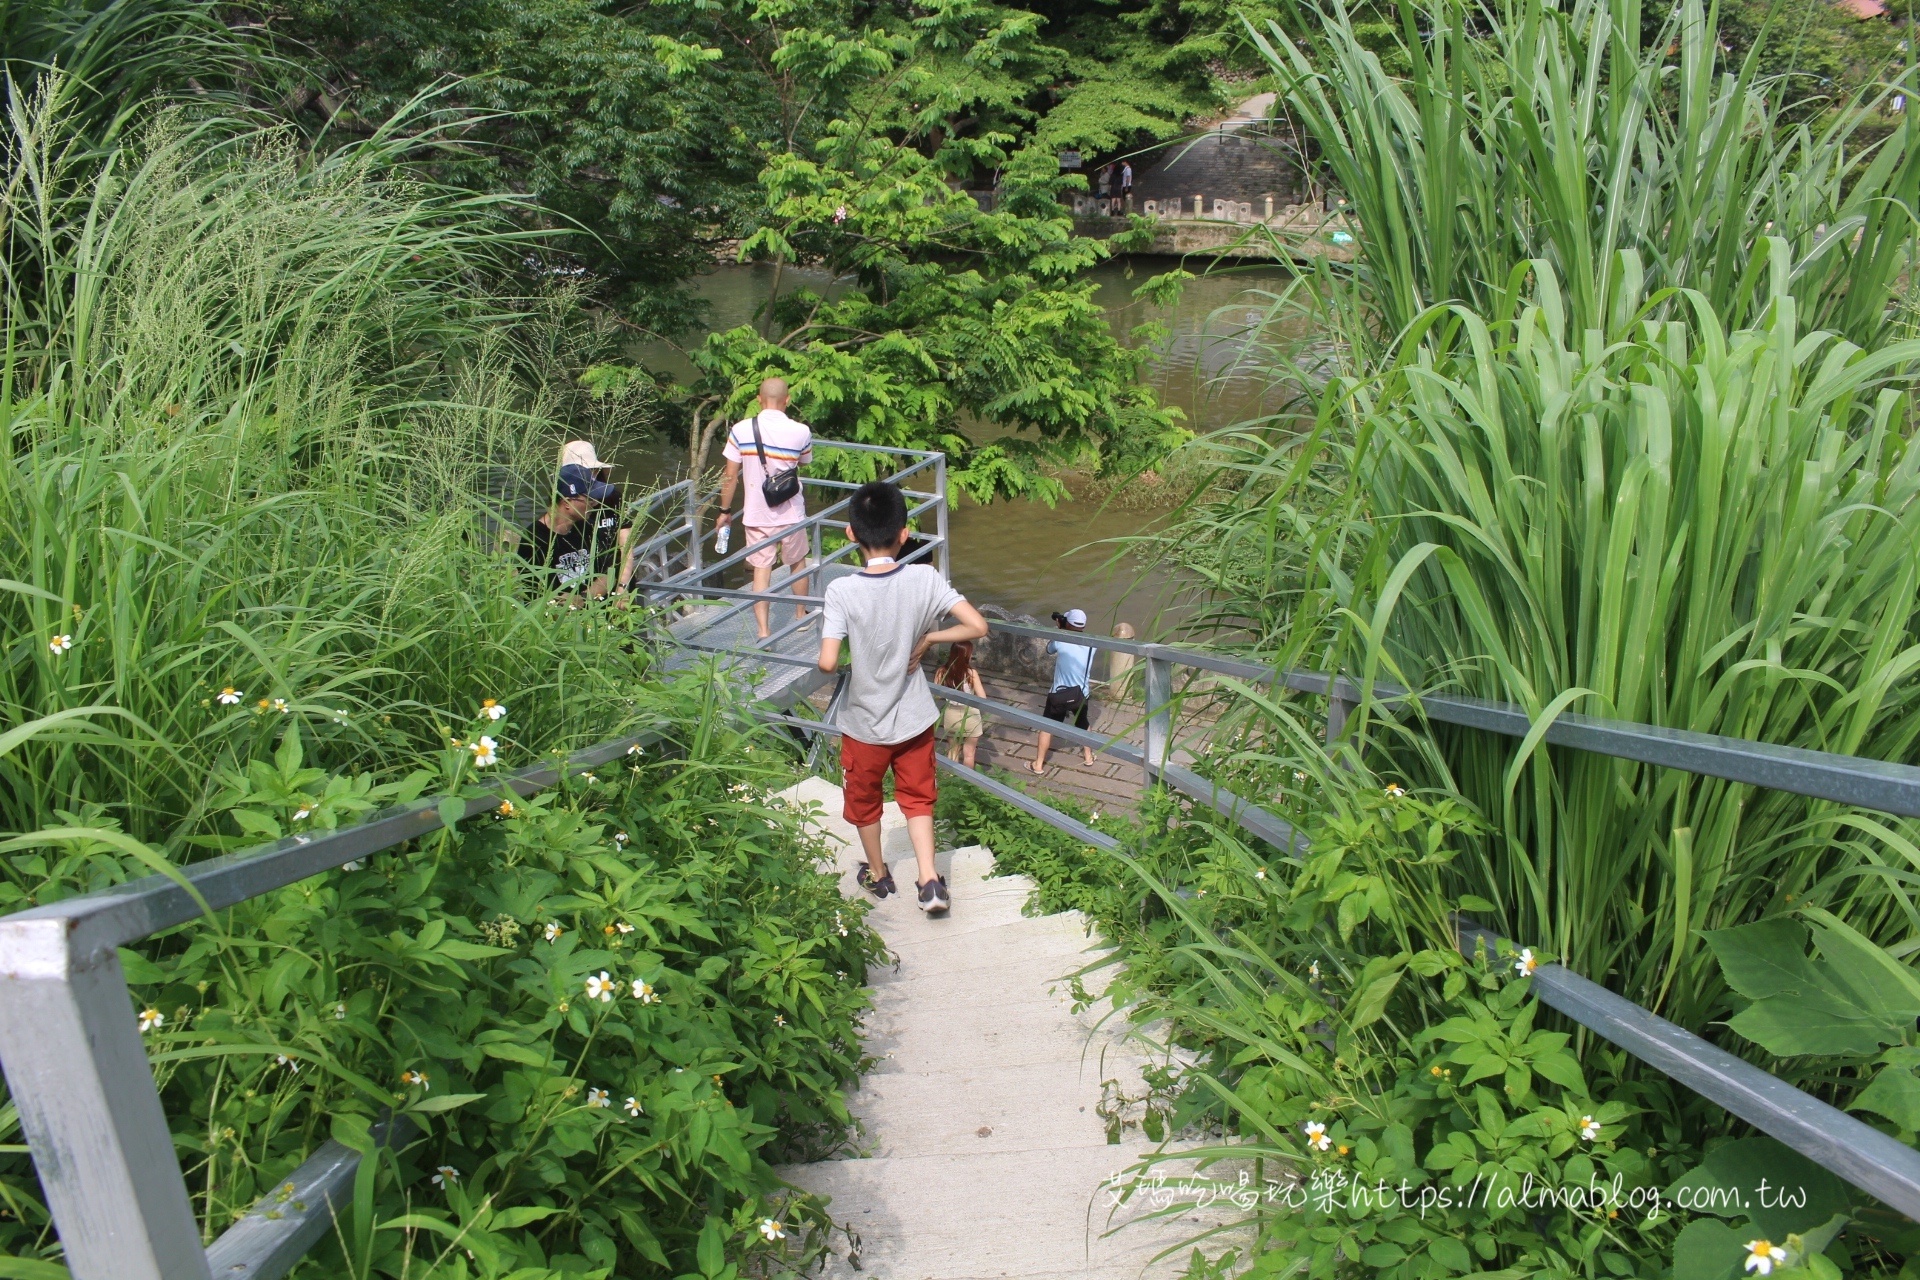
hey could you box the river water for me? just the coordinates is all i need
[618,258,1299,632]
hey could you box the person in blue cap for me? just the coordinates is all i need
[517,463,627,601]
[1032,607,1097,773]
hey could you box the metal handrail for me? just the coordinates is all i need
[0,727,666,1280]
[982,619,1920,821]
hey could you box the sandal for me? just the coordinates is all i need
[855,863,896,900]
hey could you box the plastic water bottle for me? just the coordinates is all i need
[714,523,730,555]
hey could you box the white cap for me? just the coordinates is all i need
[1063,608,1088,629]
[560,440,611,471]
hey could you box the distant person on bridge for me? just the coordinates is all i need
[1119,161,1134,207]
[1032,608,1097,774]
[819,481,989,916]
[714,377,813,639]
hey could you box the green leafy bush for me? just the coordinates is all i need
[1,713,879,1279]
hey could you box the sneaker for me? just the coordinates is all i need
[917,875,950,915]
[856,864,895,899]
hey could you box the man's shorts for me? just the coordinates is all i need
[745,523,808,571]
[841,726,937,828]
[1043,687,1091,730]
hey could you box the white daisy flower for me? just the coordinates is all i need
[480,699,507,721]
[627,743,644,756]
[544,922,563,942]
[774,1015,787,1027]
[1580,1115,1601,1142]
[1745,1240,1788,1275]
[631,979,657,1003]
[401,1069,430,1091]
[48,634,71,654]
[1309,960,1320,980]
[1254,868,1267,880]
[1514,948,1538,977]
[758,1218,787,1241]
[624,1096,643,1117]
[333,1003,347,1020]
[469,736,498,767]
[586,1087,610,1108]
[342,861,360,871]
[582,772,597,784]
[276,1054,301,1073]
[217,686,243,705]
[1303,1121,1331,1152]
[614,831,630,847]
[432,1165,459,1186]
[1384,783,1405,798]
[292,807,311,822]
[585,971,614,1002]
[138,1007,164,1033]
[615,921,634,934]
[271,698,289,714]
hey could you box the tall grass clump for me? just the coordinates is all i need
[0,85,631,853]
[1158,0,1920,1019]
[1255,0,1920,356]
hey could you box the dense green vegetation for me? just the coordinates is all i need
[0,52,874,1279]
[255,0,1237,496]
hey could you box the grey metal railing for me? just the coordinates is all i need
[0,727,665,1280]
[740,611,1920,1223]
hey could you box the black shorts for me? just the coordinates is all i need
[1043,688,1090,729]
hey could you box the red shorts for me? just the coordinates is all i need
[841,726,938,828]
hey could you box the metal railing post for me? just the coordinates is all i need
[685,481,704,582]
[0,920,212,1280]
[1325,689,1353,745]
[1144,656,1173,788]
[933,454,951,580]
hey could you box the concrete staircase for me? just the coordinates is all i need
[776,777,1225,1279]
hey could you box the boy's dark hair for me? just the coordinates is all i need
[847,480,908,550]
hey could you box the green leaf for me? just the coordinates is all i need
[1670,1219,1745,1280]
[492,1205,563,1229]
[1428,1237,1472,1273]
[407,1093,488,1115]
[1348,969,1403,1030]
[1725,1001,1891,1058]
[1852,1064,1920,1129]
[1664,1137,1854,1238]
[481,1041,550,1067]
[1703,919,1821,1001]
[696,1217,726,1278]
[0,1260,70,1280]
[436,939,510,961]
[437,797,466,832]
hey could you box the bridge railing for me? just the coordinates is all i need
[630,441,949,654]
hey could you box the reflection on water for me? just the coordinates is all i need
[611,257,1301,633]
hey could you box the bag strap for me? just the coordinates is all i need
[750,414,770,468]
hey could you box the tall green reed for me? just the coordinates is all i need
[1254,0,1920,355]
[1151,0,1920,1021]
[0,88,640,856]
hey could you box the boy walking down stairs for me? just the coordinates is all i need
[819,480,988,915]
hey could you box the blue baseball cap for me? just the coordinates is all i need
[557,464,617,503]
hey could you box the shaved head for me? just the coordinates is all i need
[757,377,790,407]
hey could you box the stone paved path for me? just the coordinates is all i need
[776,777,1223,1279]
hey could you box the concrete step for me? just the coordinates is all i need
[775,777,1232,1277]
[787,1143,1222,1280]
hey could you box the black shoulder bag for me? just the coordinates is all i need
[751,414,803,508]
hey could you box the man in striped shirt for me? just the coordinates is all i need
[714,378,814,638]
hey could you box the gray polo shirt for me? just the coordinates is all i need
[822,564,966,745]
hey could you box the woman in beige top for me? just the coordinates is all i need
[935,640,988,767]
